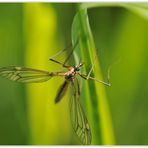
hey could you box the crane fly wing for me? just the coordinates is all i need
[55,80,69,103]
[70,78,91,145]
[0,66,56,83]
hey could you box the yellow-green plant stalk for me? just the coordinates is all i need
[24,3,71,144]
[72,5,115,145]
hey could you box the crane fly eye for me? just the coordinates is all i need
[75,67,80,71]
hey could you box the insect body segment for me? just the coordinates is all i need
[55,80,69,103]
[0,58,109,145]
[0,63,91,145]
[55,64,83,104]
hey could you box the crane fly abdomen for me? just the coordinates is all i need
[55,80,69,103]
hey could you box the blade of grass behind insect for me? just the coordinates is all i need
[24,3,71,144]
[72,6,115,145]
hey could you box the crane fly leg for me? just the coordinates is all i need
[49,58,70,68]
[78,73,111,86]
[49,40,79,68]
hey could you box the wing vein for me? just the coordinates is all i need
[69,78,91,145]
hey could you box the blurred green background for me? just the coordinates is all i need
[0,3,148,145]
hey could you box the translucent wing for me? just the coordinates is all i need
[70,78,91,145]
[0,66,55,83]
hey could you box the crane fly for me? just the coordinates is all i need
[0,46,111,145]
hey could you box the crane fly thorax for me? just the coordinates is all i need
[65,67,76,81]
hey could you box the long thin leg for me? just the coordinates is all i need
[81,50,111,86]
[86,53,98,79]
[84,57,120,86]
[63,39,79,66]
[78,73,111,86]
[49,58,70,68]
[49,43,72,68]
[49,39,79,68]
[49,43,72,59]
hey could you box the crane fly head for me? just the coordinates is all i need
[74,62,84,72]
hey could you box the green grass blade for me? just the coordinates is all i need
[71,5,115,145]
[81,3,148,21]
[24,3,71,144]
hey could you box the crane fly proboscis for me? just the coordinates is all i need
[0,46,111,145]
